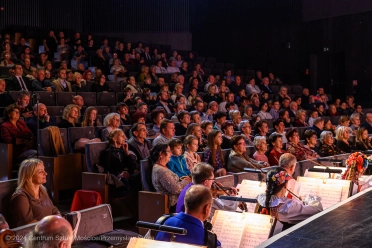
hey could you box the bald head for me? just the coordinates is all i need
[279,153,297,176]
[28,215,73,248]
[185,185,212,221]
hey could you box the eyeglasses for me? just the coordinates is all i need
[243,125,251,128]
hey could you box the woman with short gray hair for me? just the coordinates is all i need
[319,131,342,157]
[252,136,269,164]
[238,120,254,146]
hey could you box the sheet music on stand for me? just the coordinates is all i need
[127,237,206,248]
[303,166,347,179]
[211,210,272,248]
[236,180,266,212]
[294,176,351,209]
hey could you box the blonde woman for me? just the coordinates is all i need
[58,104,81,128]
[10,158,60,227]
[71,72,88,92]
[101,113,122,141]
[335,126,354,153]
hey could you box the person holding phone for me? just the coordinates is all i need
[16,90,33,118]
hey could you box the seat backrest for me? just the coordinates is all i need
[34,91,55,106]
[79,92,97,106]
[11,222,39,238]
[106,81,121,92]
[221,149,231,167]
[0,179,17,222]
[68,127,95,152]
[38,128,69,156]
[215,175,234,188]
[245,146,256,158]
[97,92,116,106]
[95,106,109,115]
[140,159,155,192]
[47,106,64,116]
[85,142,108,172]
[56,92,76,106]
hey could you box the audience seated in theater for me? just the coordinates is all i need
[102,128,140,191]
[335,126,354,153]
[51,68,72,92]
[150,108,165,133]
[350,113,361,133]
[221,121,234,149]
[288,101,298,118]
[307,110,318,127]
[355,127,372,151]
[137,65,149,83]
[316,103,326,117]
[25,215,73,248]
[251,96,260,111]
[259,77,274,94]
[152,119,175,146]
[92,49,109,75]
[27,103,55,136]
[101,113,121,141]
[237,120,253,146]
[269,100,280,121]
[337,115,350,131]
[127,122,153,167]
[257,167,322,225]
[166,59,180,74]
[71,72,88,92]
[155,90,173,114]
[0,79,14,107]
[323,119,336,137]
[58,104,81,129]
[304,129,320,155]
[286,129,317,161]
[91,74,112,92]
[81,106,102,127]
[0,104,36,162]
[319,131,342,157]
[203,130,226,177]
[201,120,213,140]
[149,65,159,83]
[246,77,261,95]
[10,158,60,228]
[306,117,324,138]
[304,95,317,110]
[345,96,355,115]
[254,120,269,138]
[278,109,291,128]
[253,136,269,164]
[14,90,34,119]
[274,86,291,103]
[186,123,207,152]
[183,135,201,172]
[157,185,219,246]
[228,110,241,131]
[229,75,245,94]
[272,119,287,143]
[189,110,201,124]
[218,92,238,113]
[257,102,273,120]
[32,68,55,92]
[193,100,211,122]
[360,113,372,134]
[179,61,189,75]
[155,60,167,73]
[7,64,32,91]
[70,95,84,116]
[150,143,191,212]
[171,83,189,105]
[268,133,286,166]
[203,75,217,93]
[228,135,268,173]
[174,110,189,135]
[293,109,309,127]
[167,138,191,178]
[300,88,310,109]
[203,84,222,104]
[170,102,185,122]
[337,102,349,116]
[354,104,364,116]
[242,105,253,121]
[328,104,339,116]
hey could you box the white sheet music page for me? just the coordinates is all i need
[237,180,266,212]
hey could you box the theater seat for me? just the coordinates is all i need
[70,189,103,212]
[97,92,116,106]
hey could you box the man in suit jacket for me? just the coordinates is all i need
[127,122,153,168]
[259,77,274,94]
[52,68,72,92]
[155,90,173,114]
[141,46,152,64]
[6,64,32,91]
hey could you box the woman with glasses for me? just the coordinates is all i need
[257,102,273,120]
[238,120,254,146]
[319,131,342,157]
[101,113,121,141]
[151,108,165,133]
[91,74,112,92]
[150,143,191,213]
[227,135,268,173]
[286,129,317,161]
[335,126,354,153]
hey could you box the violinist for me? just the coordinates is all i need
[256,167,323,225]
[176,162,239,220]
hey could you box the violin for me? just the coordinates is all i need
[211,181,248,212]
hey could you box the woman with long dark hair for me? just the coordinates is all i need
[202,130,226,177]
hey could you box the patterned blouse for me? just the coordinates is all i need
[203,148,224,173]
[183,151,201,171]
[152,164,189,206]
[319,143,342,157]
[286,142,317,161]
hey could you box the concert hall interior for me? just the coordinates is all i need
[2,0,372,247]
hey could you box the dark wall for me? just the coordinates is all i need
[0,0,189,33]
[190,0,305,84]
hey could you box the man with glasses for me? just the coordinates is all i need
[152,119,175,146]
[128,122,152,168]
[176,163,238,218]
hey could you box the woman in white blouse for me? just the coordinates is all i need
[246,78,261,94]
[257,102,273,120]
